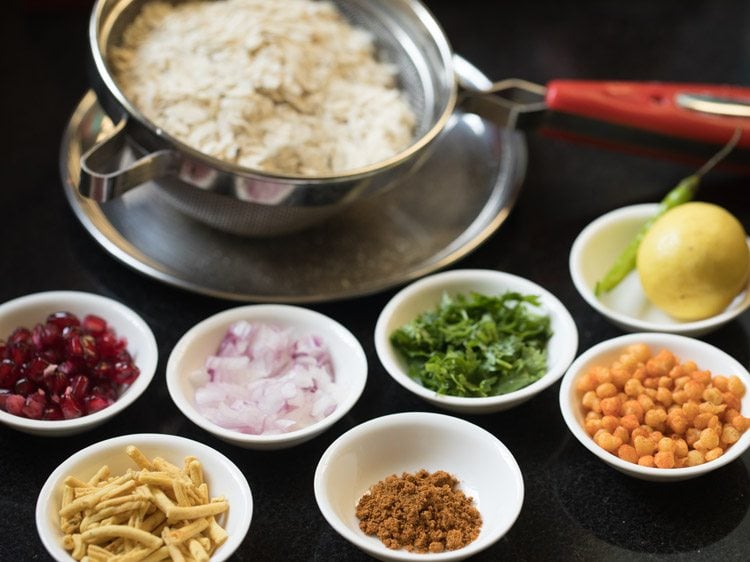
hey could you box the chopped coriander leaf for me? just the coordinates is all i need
[390,291,553,397]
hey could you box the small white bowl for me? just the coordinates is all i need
[0,291,158,436]
[36,433,252,562]
[166,304,367,450]
[314,412,524,561]
[570,203,750,336]
[374,269,578,413]
[559,332,750,482]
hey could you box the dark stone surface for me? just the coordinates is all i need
[1,1,749,560]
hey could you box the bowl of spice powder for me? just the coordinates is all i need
[313,412,524,561]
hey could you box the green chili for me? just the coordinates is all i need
[594,175,699,296]
[594,130,741,297]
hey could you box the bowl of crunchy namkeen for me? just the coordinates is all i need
[313,412,524,561]
[559,332,750,481]
[35,433,253,561]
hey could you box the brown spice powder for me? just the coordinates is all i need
[355,469,482,553]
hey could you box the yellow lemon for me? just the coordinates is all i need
[636,202,749,321]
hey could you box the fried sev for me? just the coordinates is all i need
[58,446,229,561]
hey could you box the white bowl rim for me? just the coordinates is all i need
[166,303,368,444]
[374,269,578,406]
[569,203,750,334]
[559,332,750,478]
[0,290,158,431]
[313,411,525,560]
[35,432,253,561]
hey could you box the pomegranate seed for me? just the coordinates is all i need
[115,347,131,363]
[60,394,83,419]
[80,335,99,364]
[66,336,84,358]
[113,362,140,385]
[32,322,61,350]
[57,359,80,378]
[84,394,112,414]
[70,375,90,402]
[9,327,32,345]
[62,324,82,336]
[92,381,118,401]
[3,394,25,416]
[0,359,19,389]
[40,348,61,363]
[46,311,81,331]
[92,361,113,380]
[8,342,30,365]
[22,393,46,419]
[83,314,108,335]
[26,357,51,383]
[44,370,69,395]
[14,377,37,395]
[43,403,63,420]
[31,324,44,349]
[96,331,119,359]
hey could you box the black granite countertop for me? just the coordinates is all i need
[2,0,750,560]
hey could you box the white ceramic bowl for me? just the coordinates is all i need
[559,332,750,482]
[36,433,253,562]
[0,291,158,436]
[314,412,524,561]
[570,203,750,336]
[374,269,578,413]
[166,304,367,450]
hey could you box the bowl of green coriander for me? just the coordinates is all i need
[374,269,578,413]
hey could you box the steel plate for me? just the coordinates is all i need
[61,61,526,303]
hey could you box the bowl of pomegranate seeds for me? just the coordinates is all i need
[0,291,158,436]
[166,304,367,450]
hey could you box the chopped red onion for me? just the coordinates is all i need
[192,321,340,435]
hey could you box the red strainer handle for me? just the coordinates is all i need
[545,80,750,149]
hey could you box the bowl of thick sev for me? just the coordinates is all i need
[35,433,252,561]
[313,412,524,561]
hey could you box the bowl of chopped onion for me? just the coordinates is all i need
[374,269,578,414]
[559,332,750,481]
[166,304,367,450]
[0,291,158,436]
[36,433,252,561]
[314,412,524,561]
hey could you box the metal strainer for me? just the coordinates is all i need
[82,0,750,237]
[82,0,459,236]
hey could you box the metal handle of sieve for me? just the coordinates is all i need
[79,117,179,201]
[456,77,549,131]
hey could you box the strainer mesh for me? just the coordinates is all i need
[96,0,455,235]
